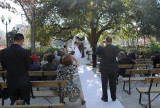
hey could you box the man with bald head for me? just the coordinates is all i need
[97,36,119,102]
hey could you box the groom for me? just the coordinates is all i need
[78,40,85,58]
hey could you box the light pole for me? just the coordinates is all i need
[1,15,12,47]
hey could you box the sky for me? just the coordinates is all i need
[0,1,25,33]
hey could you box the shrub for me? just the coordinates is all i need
[30,47,60,59]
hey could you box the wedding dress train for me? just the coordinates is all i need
[74,46,82,59]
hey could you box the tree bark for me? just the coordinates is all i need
[144,35,145,47]
[91,28,98,68]
[31,6,35,51]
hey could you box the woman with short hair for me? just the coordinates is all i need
[54,53,86,104]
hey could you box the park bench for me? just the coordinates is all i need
[136,77,160,108]
[0,103,64,108]
[137,59,151,61]
[117,64,151,85]
[121,68,160,95]
[139,61,153,64]
[156,64,160,68]
[118,64,151,69]
[0,71,57,81]
[0,81,68,106]
[0,66,2,71]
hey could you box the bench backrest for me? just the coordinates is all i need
[126,68,160,75]
[126,69,149,74]
[156,64,160,68]
[145,77,160,84]
[0,66,2,71]
[137,59,151,61]
[0,71,57,77]
[0,104,64,108]
[0,81,68,88]
[118,64,149,69]
[138,61,153,64]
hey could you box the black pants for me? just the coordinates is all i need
[101,70,116,101]
[8,86,31,105]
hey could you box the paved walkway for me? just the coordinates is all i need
[78,64,123,108]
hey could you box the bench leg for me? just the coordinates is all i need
[123,82,125,91]
[148,93,151,108]
[139,93,142,105]
[129,81,131,95]
[60,96,64,103]
[2,98,4,106]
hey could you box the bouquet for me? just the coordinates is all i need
[86,51,90,55]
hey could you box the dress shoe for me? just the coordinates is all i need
[101,98,108,102]
[81,101,86,105]
[112,98,116,101]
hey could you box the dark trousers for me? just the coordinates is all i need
[101,70,116,101]
[8,86,30,105]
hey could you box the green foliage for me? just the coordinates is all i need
[115,43,122,47]
[32,47,59,59]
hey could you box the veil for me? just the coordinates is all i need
[72,36,76,50]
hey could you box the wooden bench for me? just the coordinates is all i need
[0,66,2,71]
[0,81,68,106]
[121,68,160,95]
[138,61,153,64]
[0,104,64,108]
[0,71,57,81]
[136,77,160,108]
[117,64,151,85]
[156,64,160,68]
[118,64,151,69]
[137,59,151,61]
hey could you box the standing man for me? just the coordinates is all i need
[97,36,119,102]
[78,40,85,58]
[0,33,30,105]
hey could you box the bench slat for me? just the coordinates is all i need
[0,71,57,77]
[33,91,56,97]
[0,104,64,108]
[137,87,160,93]
[0,81,68,88]
[121,77,145,82]
[126,69,149,74]
[145,77,160,83]
[118,64,149,69]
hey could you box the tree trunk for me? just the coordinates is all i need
[127,38,129,48]
[31,6,35,51]
[91,28,98,68]
[132,37,134,48]
[144,36,145,47]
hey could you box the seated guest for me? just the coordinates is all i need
[31,52,40,62]
[152,51,160,68]
[41,54,48,67]
[129,50,137,63]
[29,57,41,81]
[29,57,41,71]
[139,51,145,59]
[42,54,58,80]
[151,51,160,76]
[118,51,136,77]
[54,53,86,104]
[63,45,68,54]
[58,51,65,64]
[54,51,61,62]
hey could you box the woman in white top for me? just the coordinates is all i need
[41,54,48,67]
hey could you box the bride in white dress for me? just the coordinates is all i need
[74,42,82,59]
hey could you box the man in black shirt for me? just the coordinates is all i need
[0,33,30,105]
[97,36,119,102]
